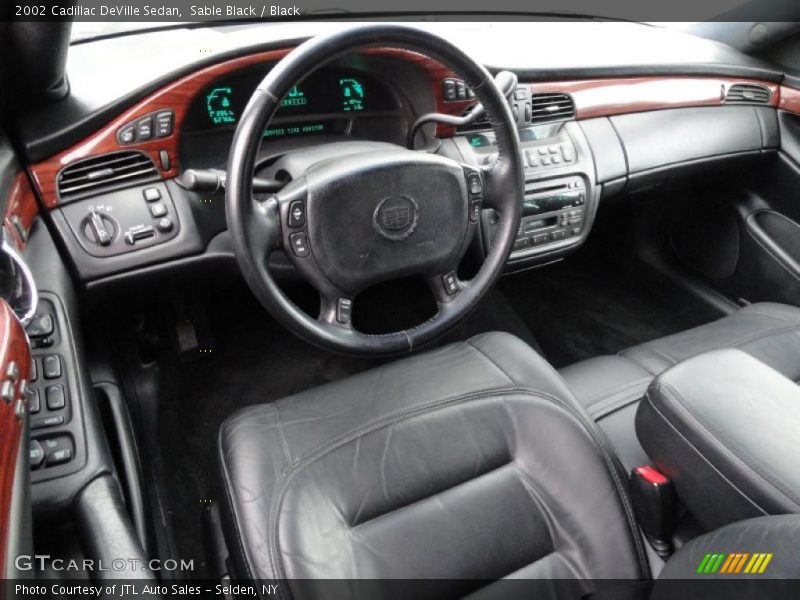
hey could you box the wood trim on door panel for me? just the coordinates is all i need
[0,299,32,572]
[4,173,39,250]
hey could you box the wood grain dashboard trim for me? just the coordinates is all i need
[28,47,469,210]
[528,77,780,120]
[4,173,39,250]
[779,85,800,116]
[0,299,32,573]
[28,47,797,214]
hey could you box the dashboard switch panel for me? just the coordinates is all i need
[59,182,180,257]
[117,109,175,145]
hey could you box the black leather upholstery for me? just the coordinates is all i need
[560,302,800,469]
[219,332,648,596]
[637,349,800,531]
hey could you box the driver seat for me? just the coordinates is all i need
[218,332,649,595]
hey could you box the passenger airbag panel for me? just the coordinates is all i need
[610,106,764,174]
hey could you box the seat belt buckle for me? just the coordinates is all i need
[630,465,677,559]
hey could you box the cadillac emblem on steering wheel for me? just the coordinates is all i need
[373,196,419,241]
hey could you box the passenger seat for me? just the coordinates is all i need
[560,302,800,468]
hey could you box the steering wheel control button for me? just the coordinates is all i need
[29,441,45,469]
[336,298,352,324]
[443,272,459,295]
[288,201,306,227]
[46,385,66,410]
[467,172,482,195]
[143,187,161,202]
[149,202,168,218]
[42,355,62,379]
[469,199,482,223]
[290,233,310,257]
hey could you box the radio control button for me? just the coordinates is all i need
[532,233,549,245]
[548,146,559,154]
[513,238,529,251]
[571,227,583,236]
[551,230,567,241]
[537,147,547,155]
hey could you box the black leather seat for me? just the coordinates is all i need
[560,302,800,468]
[219,332,650,595]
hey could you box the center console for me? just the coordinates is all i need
[452,117,598,270]
[637,348,800,532]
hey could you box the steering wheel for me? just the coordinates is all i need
[226,24,524,356]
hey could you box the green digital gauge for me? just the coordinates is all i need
[206,87,236,125]
[281,85,307,108]
[339,78,365,112]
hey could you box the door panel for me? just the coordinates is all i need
[0,297,32,578]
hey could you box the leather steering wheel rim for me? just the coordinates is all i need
[226,24,524,356]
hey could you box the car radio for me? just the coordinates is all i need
[513,176,586,252]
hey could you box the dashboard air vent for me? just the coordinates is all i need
[58,150,159,202]
[529,92,576,124]
[725,83,771,104]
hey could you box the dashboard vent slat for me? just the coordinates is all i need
[528,92,576,124]
[725,83,771,105]
[58,150,159,202]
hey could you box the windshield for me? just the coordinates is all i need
[70,20,700,44]
[71,22,187,42]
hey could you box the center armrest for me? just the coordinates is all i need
[636,348,800,531]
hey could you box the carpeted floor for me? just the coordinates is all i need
[499,250,719,368]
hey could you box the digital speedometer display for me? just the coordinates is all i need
[184,67,397,137]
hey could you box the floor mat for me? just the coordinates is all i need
[499,250,719,368]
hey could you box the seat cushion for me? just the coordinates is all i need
[560,302,800,469]
[218,332,647,595]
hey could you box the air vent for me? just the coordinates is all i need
[725,83,771,105]
[57,150,159,202]
[529,92,576,124]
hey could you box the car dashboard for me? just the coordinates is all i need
[7,22,796,291]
